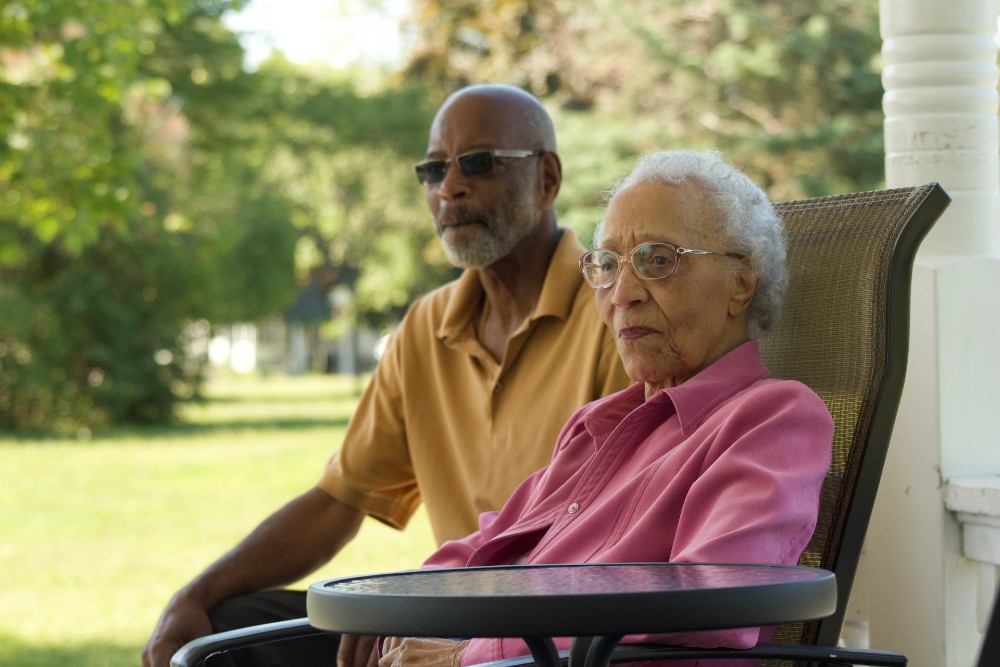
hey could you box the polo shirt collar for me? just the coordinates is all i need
[534,228,586,321]
[436,229,587,343]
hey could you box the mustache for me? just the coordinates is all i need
[437,206,492,229]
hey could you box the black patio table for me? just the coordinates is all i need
[307,562,837,667]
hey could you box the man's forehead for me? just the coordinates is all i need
[427,94,522,151]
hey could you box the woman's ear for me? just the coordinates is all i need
[728,262,760,317]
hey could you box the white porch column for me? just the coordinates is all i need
[870,1,1000,665]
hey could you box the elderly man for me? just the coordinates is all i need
[142,84,630,667]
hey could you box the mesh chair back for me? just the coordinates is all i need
[762,183,950,664]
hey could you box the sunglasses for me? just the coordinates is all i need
[414,149,545,185]
[580,241,746,288]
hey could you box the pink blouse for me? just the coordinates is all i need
[422,341,834,667]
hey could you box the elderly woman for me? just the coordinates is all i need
[371,150,833,667]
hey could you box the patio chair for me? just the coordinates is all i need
[171,182,951,667]
[576,181,951,665]
[474,181,952,667]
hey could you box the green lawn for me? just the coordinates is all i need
[0,373,436,667]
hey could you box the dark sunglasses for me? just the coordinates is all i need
[414,149,545,185]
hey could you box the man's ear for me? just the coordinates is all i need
[728,262,760,317]
[538,151,562,209]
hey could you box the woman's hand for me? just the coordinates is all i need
[379,637,470,667]
[338,634,380,667]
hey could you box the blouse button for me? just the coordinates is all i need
[567,502,580,514]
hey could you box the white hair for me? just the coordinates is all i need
[597,150,787,338]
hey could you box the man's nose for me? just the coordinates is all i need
[434,162,471,200]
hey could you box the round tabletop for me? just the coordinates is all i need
[306,562,837,638]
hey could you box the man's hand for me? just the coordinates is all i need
[338,634,380,667]
[379,637,470,667]
[141,491,366,666]
[141,595,213,667]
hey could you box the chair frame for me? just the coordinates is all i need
[171,183,952,667]
[976,585,1000,667]
[170,617,323,666]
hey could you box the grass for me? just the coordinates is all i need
[0,372,436,667]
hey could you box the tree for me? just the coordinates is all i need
[0,1,451,430]
[0,0,292,430]
[234,60,452,329]
[402,0,885,234]
[1,0,887,430]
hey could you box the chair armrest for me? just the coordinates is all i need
[470,642,907,667]
[606,642,907,665]
[170,617,331,667]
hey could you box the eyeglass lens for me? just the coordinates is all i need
[581,243,679,287]
[415,151,496,185]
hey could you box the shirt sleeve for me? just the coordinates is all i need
[315,315,420,529]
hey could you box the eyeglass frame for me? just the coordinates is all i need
[414,149,546,186]
[579,241,747,289]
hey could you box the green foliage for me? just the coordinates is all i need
[404,0,885,201]
[0,0,444,429]
[242,68,450,328]
[1,0,888,429]
[0,1,277,429]
[0,0,241,256]
[554,107,684,244]
[0,221,205,430]
[210,193,301,323]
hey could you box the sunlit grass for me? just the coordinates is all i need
[0,372,436,667]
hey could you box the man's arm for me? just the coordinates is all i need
[142,487,365,667]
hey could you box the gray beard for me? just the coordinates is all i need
[438,198,536,269]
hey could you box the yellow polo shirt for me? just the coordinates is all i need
[317,229,632,545]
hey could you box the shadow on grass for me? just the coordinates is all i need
[1,372,365,442]
[156,415,352,436]
[0,633,141,667]
[5,415,352,443]
[203,388,365,404]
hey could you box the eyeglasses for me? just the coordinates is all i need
[414,149,545,185]
[579,241,746,288]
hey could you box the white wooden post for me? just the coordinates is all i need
[869,1,1000,664]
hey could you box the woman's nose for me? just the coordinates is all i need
[609,263,649,307]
